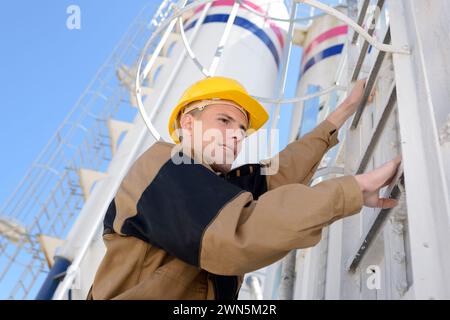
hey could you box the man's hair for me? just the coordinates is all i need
[185,107,202,118]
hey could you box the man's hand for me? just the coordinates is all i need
[354,156,402,209]
[326,79,374,129]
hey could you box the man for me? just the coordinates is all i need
[90,76,401,300]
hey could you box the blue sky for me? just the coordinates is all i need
[0,1,311,206]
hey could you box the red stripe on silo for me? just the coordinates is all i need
[301,25,348,65]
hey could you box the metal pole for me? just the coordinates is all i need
[246,275,263,300]
[208,2,240,76]
[276,2,300,300]
[268,0,297,157]
[278,251,297,300]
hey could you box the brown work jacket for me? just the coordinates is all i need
[89,119,363,300]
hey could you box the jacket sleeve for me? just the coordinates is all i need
[263,119,339,190]
[200,175,363,275]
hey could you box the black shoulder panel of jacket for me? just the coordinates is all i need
[120,158,246,267]
[103,199,116,236]
[220,164,268,200]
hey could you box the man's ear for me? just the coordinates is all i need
[179,113,194,135]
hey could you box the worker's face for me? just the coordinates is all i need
[179,104,248,173]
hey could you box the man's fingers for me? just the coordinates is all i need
[367,86,376,103]
[393,155,402,164]
[376,198,398,209]
[351,79,366,92]
[379,156,402,188]
[381,163,399,187]
[382,174,396,188]
[362,156,402,207]
[358,78,367,88]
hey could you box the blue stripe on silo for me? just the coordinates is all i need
[301,44,344,75]
[184,14,280,68]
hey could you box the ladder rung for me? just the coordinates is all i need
[351,28,391,129]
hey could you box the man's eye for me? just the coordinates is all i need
[218,118,229,124]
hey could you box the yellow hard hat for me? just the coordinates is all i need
[168,76,269,143]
